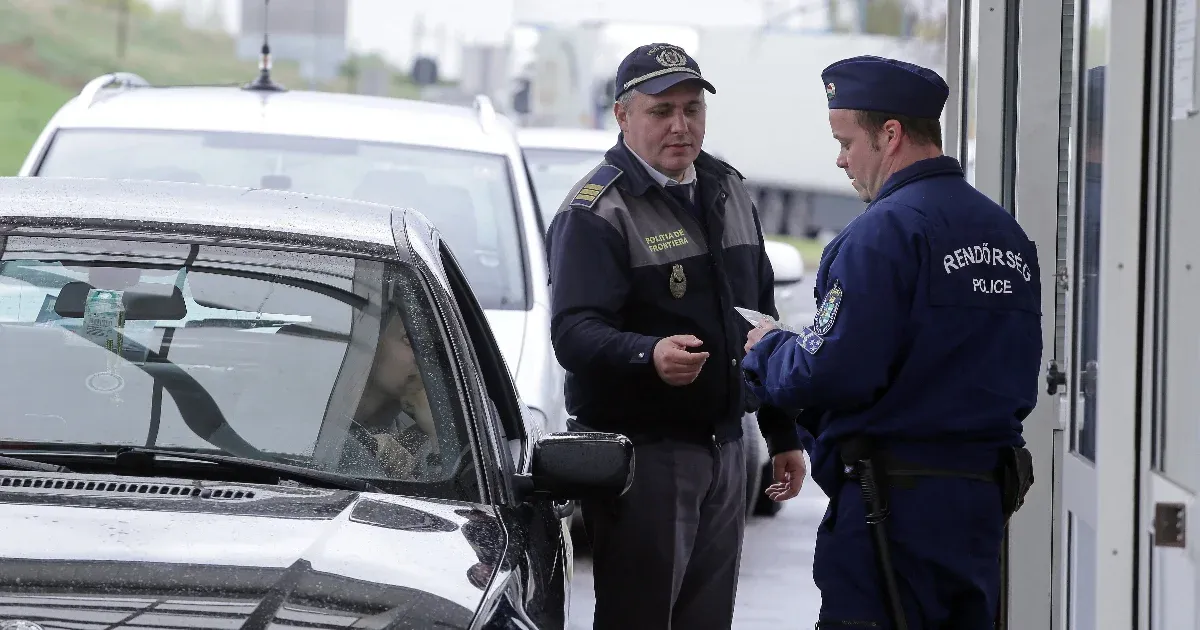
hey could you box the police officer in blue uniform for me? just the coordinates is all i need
[741,56,1040,628]
[547,43,808,630]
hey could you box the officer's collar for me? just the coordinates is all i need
[871,155,963,205]
[606,132,731,197]
[623,139,697,187]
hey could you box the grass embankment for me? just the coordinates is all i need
[0,0,417,175]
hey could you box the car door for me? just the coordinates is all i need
[421,229,570,629]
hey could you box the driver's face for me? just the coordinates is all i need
[372,316,419,396]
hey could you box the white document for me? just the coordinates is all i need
[735,306,798,333]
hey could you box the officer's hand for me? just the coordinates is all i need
[765,449,806,502]
[744,320,776,354]
[653,334,709,386]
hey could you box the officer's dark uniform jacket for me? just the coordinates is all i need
[742,156,1043,493]
[547,135,800,453]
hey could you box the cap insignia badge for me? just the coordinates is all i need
[656,48,688,68]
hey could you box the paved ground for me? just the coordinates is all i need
[566,465,829,629]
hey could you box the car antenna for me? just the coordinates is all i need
[243,0,286,92]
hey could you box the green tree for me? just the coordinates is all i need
[863,0,909,36]
[829,0,913,36]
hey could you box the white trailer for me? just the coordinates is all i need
[501,22,946,238]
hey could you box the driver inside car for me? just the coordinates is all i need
[353,310,441,479]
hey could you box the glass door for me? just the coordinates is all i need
[1148,0,1200,626]
[1061,0,1109,627]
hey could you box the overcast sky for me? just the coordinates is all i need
[144,1,954,71]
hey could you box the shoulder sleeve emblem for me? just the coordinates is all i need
[569,164,623,210]
[812,279,844,336]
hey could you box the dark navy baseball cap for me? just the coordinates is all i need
[820,55,949,119]
[614,43,716,100]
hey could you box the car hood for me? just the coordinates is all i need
[483,309,526,375]
[0,471,507,629]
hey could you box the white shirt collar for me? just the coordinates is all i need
[624,140,697,188]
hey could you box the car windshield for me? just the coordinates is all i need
[36,128,526,311]
[0,233,480,502]
[523,148,607,226]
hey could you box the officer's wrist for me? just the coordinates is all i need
[627,335,661,371]
[766,426,804,457]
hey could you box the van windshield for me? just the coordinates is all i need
[37,128,527,311]
[522,148,607,226]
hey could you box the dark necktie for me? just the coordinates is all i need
[665,182,702,225]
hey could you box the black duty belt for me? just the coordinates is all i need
[837,435,1034,521]
[853,453,1000,486]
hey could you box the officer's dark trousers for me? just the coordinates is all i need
[581,437,747,630]
[813,476,1005,629]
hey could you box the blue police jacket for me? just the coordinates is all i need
[742,156,1042,488]
[547,137,802,452]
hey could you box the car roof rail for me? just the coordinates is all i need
[474,94,497,131]
[78,72,151,108]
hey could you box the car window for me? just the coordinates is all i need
[0,234,479,502]
[522,148,607,226]
[36,128,527,312]
[438,240,527,483]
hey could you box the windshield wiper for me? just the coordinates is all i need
[0,454,72,473]
[114,447,379,493]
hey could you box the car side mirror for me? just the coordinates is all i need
[765,239,806,286]
[522,432,634,502]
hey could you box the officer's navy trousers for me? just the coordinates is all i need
[814,476,1006,629]
[581,436,747,630]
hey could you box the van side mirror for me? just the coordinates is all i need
[765,240,806,286]
[513,78,532,115]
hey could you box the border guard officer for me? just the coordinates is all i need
[742,56,1040,629]
[546,43,808,630]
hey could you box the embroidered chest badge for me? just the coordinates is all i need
[669,264,688,299]
[813,279,844,336]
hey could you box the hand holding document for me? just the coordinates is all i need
[735,307,797,333]
[738,307,799,354]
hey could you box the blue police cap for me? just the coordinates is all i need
[821,55,949,119]
[615,43,716,100]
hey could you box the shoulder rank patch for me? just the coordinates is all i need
[812,279,844,336]
[569,164,623,210]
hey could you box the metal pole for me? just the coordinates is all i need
[116,0,130,61]
[310,0,319,89]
